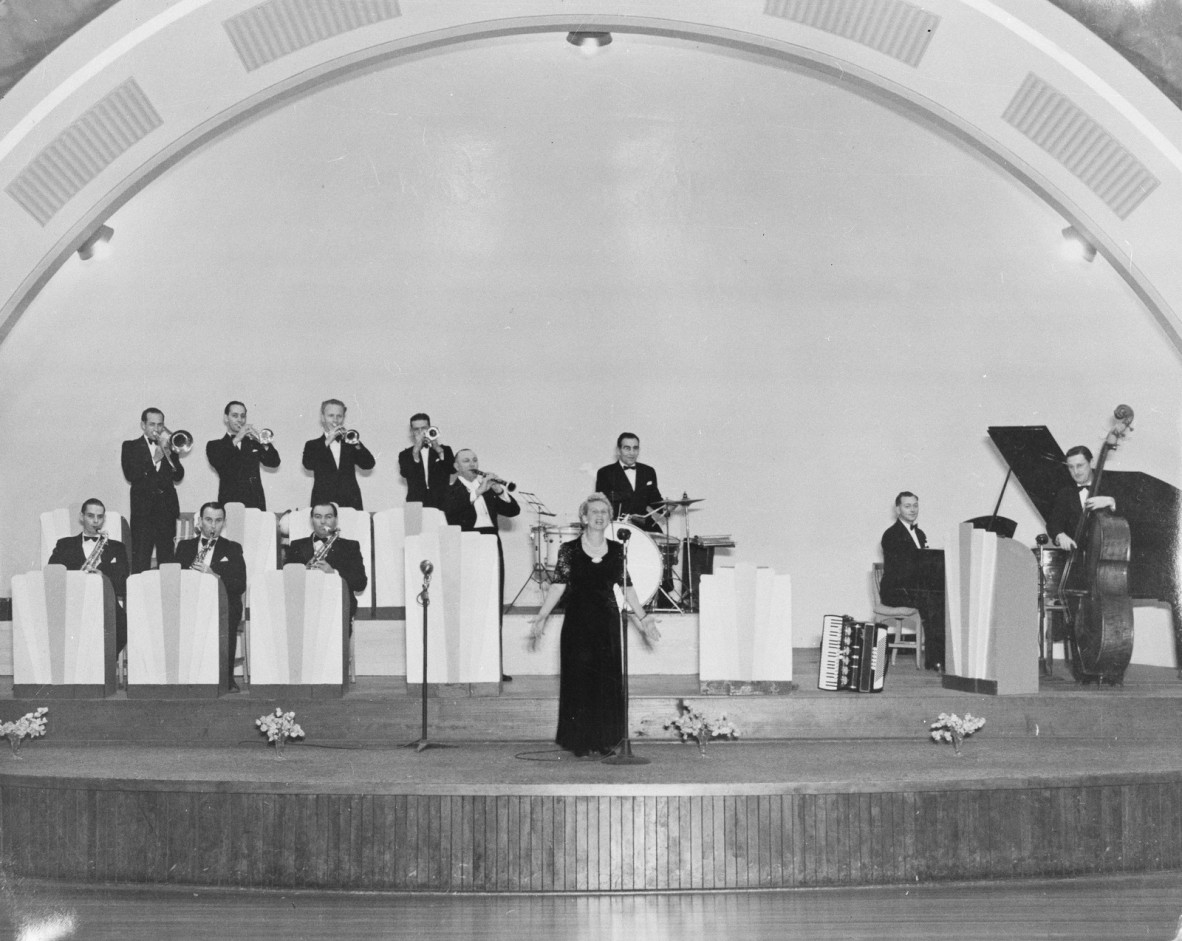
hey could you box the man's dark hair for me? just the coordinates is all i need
[224,401,246,416]
[199,502,226,519]
[310,502,339,516]
[895,491,917,507]
[410,412,431,425]
[81,498,105,514]
[617,433,639,449]
[1065,445,1094,463]
[141,408,163,423]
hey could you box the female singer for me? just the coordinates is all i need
[528,493,660,757]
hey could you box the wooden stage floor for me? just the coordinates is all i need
[1,651,1180,894]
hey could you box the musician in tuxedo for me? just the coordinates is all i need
[1047,446,1118,550]
[398,412,455,511]
[47,498,130,653]
[175,502,247,692]
[301,399,376,511]
[594,433,666,533]
[284,503,368,623]
[880,491,945,670]
[443,448,521,680]
[206,400,280,510]
[121,407,184,574]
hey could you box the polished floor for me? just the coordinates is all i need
[2,872,1181,941]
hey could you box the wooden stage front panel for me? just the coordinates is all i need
[3,772,1181,891]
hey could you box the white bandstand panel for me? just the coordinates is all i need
[249,565,348,692]
[286,507,373,612]
[944,523,1040,695]
[404,528,500,685]
[373,505,447,611]
[698,564,793,688]
[12,566,113,694]
[126,565,225,695]
[223,503,278,586]
[40,508,128,566]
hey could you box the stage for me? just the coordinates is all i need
[1,651,1180,892]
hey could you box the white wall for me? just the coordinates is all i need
[2,37,1179,654]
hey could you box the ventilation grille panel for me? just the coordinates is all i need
[1003,74,1159,219]
[224,0,402,72]
[6,79,161,226]
[764,0,940,67]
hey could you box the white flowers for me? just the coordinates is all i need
[0,707,48,741]
[256,708,305,745]
[664,699,740,750]
[930,712,985,749]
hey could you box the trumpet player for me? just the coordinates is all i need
[175,502,247,692]
[48,498,129,653]
[285,503,367,622]
[206,400,281,510]
[398,412,454,510]
[302,398,375,511]
[121,407,185,573]
[444,449,520,681]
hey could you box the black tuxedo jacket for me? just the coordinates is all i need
[595,462,664,524]
[285,535,367,617]
[442,479,521,533]
[175,535,247,626]
[302,436,376,510]
[121,436,183,519]
[1047,483,1091,543]
[398,444,455,510]
[48,534,129,597]
[206,435,280,510]
[879,519,930,600]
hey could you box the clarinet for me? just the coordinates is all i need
[81,533,109,573]
[307,530,339,568]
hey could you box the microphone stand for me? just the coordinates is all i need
[604,531,649,766]
[403,560,450,753]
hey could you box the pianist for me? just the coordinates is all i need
[1047,446,1117,551]
[879,491,945,671]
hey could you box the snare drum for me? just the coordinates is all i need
[544,525,583,569]
[607,520,662,605]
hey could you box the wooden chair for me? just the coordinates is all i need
[872,563,923,668]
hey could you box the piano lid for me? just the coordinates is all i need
[987,425,1071,523]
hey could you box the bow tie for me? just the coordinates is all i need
[83,536,100,542]
[200,539,215,548]
[314,537,328,545]
[1077,485,1090,492]
[909,524,918,531]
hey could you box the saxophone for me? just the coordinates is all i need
[81,533,109,573]
[192,537,216,570]
[307,530,339,569]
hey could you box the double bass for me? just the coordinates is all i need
[1058,405,1135,684]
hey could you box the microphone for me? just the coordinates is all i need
[617,529,631,543]
[420,560,434,576]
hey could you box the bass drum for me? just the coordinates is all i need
[606,520,662,606]
[544,525,584,569]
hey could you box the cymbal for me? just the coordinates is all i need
[659,496,704,507]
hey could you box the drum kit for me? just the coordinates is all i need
[511,493,707,612]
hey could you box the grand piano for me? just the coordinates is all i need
[986,425,1182,677]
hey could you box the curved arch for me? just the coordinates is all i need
[0,0,1180,349]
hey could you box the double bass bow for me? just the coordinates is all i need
[1058,404,1135,684]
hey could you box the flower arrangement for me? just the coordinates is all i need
[930,712,985,756]
[664,699,739,756]
[0,707,48,758]
[256,708,304,757]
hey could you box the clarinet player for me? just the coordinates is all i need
[175,502,247,692]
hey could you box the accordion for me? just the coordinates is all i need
[818,615,890,692]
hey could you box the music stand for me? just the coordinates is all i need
[507,491,557,608]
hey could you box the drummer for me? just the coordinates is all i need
[594,433,667,534]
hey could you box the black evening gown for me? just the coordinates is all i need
[554,539,627,756]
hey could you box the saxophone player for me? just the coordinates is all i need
[284,503,368,622]
[48,498,130,653]
[175,502,247,692]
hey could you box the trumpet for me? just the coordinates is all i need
[158,427,193,454]
[424,426,440,442]
[81,533,109,573]
[308,529,339,568]
[330,427,361,446]
[479,472,517,493]
[244,425,274,445]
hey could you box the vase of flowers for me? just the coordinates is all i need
[664,699,740,756]
[256,708,305,759]
[0,707,48,759]
[930,712,985,756]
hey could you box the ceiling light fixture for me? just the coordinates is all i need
[566,31,612,55]
[77,224,114,261]
[1060,225,1096,263]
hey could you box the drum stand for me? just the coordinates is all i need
[663,495,704,614]
[507,491,557,609]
